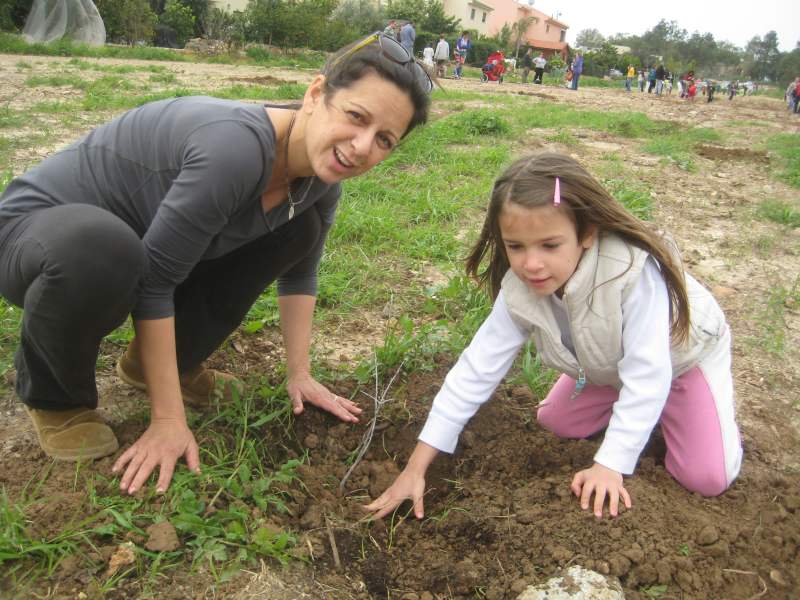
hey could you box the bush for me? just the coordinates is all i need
[0,0,32,32]
[96,0,157,44]
[159,0,195,46]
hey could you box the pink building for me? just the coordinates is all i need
[468,0,570,60]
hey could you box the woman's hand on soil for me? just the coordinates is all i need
[363,468,426,520]
[287,372,361,423]
[570,462,631,518]
[112,418,200,495]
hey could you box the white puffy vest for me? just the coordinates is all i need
[502,233,727,389]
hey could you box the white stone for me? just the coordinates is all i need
[516,566,624,600]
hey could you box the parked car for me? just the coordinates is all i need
[608,68,623,78]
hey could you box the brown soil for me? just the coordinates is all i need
[1,57,799,599]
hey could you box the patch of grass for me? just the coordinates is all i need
[767,133,800,188]
[15,61,32,69]
[66,58,167,74]
[0,33,190,62]
[212,83,307,101]
[751,277,800,354]
[244,46,325,70]
[544,130,580,146]
[25,73,86,88]
[149,72,178,85]
[0,106,26,128]
[757,199,800,228]
[0,387,303,588]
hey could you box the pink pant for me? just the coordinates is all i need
[537,358,741,496]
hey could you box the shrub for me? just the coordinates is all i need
[159,0,195,47]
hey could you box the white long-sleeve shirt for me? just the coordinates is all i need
[419,258,672,475]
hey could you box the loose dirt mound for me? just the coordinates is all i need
[279,372,800,600]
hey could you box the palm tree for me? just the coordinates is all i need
[512,16,538,60]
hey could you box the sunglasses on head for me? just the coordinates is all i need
[331,32,434,94]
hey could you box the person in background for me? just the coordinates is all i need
[434,33,450,79]
[422,41,434,68]
[0,32,432,494]
[520,48,533,84]
[365,152,742,521]
[453,31,471,80]
[638,69,645,92]
[383,19,397,40]
[570,51,583,90]
[533,51,547,85]
[625,64,635,92]
[400,20,416,60]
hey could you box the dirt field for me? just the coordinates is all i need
[1,55,799,600]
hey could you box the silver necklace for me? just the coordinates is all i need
[284,111,312,220]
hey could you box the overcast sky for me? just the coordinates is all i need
[534,0,799,52]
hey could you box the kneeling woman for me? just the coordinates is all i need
[0,33,431,494]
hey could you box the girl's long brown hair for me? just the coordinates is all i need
[465,153,691,345]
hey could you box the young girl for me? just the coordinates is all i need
[366,153,742,520]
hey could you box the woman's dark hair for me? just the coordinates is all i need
[322,39,430,137]
[465,153,691,345]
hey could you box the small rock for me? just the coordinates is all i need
[303,433,319,449]
[401,593,419,600]
[516,566,623,599]
[420,592,434,600]
[770,569,788,587]
[697,524,719,545]
[106,542,136,578]
[145,521,180,552]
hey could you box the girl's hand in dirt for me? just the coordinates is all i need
[287,372,361,423]
[363,468,426,520]
[112,418,200,495]
[570,462,632,518]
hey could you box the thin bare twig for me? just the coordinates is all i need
[326,518,341,571]
[722,569,768,599]
[339,356,404,490]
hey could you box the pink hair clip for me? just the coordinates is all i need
[553,176,561,206]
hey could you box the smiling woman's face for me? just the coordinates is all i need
[302,72,415,185]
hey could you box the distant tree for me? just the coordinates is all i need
[495,23,512,52]
[159,0,195,45]
[331,0,384,34]
[511,15,537,59]
[744,31,781,81]
[97,0,157,44]
[386,0,426,24]
[0,0,33,32]
[584,41,620,76]
[576,28,604,50]
[776,47,800,86]
[422,0,460,35]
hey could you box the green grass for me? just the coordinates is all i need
[757,199,800,228]
[0,388,303,590]
[767,133,800,188]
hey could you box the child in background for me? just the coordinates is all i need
[687,81,697,101]
[365,153,742,520]
[422,43,434,68]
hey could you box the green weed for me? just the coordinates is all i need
[642,584,669,598]
[753,277,800,354]
[767,134,800,188]
[757,199,800,228]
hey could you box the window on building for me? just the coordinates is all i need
[470,8,475,20]
[560,30,566,42]
[546,24,550,33]
[482,11,487,23]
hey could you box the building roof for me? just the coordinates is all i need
[527,39,569,51]
[545,17,568,29]
[468,0,494,11]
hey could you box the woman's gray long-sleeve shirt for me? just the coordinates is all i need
[0,96,340,319]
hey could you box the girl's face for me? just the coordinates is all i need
[499,201,595,297]
[302,72,414,184]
